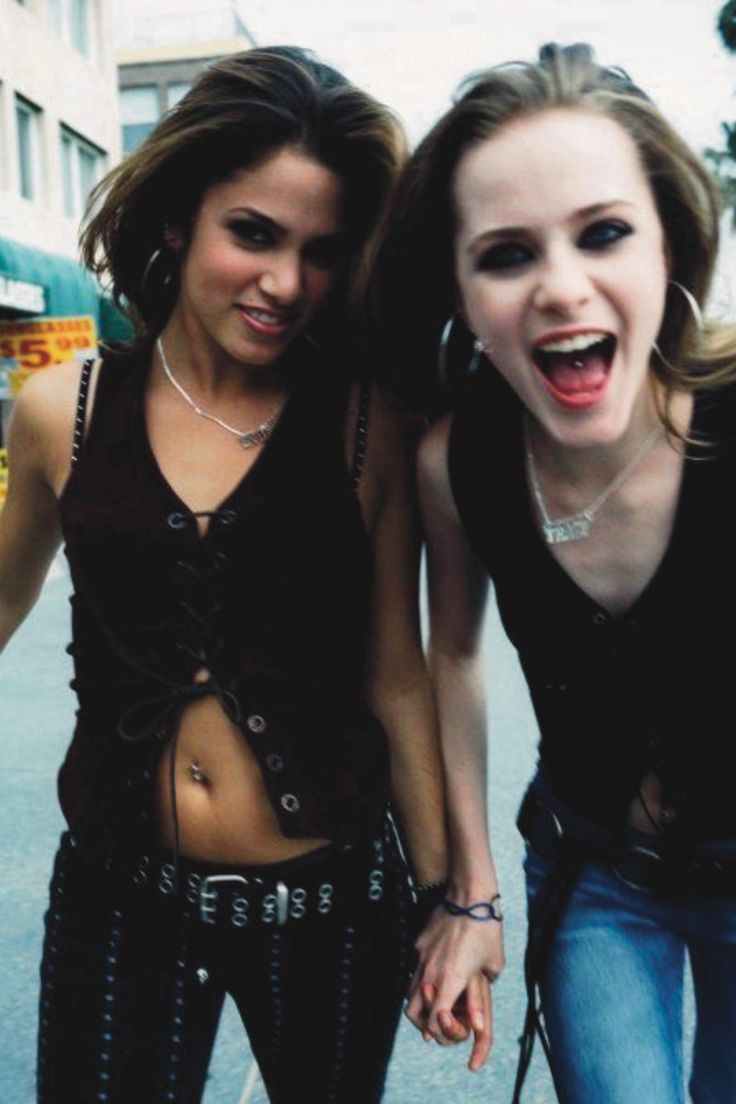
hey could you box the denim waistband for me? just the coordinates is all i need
[518,777,736,898]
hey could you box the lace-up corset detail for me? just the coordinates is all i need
[58,346,389,856]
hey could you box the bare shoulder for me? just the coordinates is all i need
[14,358,86,426]
[11,359,95,491]
[418,415,452,480]
[417,414,460,525]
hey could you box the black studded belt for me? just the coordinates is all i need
[94,832,393,928]
[518,779,736,898]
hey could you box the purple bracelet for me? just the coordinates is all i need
[442,893,503,922]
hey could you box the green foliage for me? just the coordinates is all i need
[705,140,736,228]
[719,0,736,52]
[711,3,736,221]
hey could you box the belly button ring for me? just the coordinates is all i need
[188,761,209,785]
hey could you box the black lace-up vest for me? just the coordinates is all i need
[58,344,389,856]
[449,365,736,840]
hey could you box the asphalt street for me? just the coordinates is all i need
[0,556,693,1103]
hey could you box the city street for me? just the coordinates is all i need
[0,557,691,1103]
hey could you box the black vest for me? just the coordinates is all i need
[59,344,389,855]
[449,365,736,841]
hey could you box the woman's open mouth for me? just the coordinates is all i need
[532,332,616,409]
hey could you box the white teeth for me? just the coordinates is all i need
[246,308,283,324]
[538,332,609,354]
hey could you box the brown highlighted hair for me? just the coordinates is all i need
[378,42,735,412]
[82,45,405,347]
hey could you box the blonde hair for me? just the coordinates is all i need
[379,43,736,411]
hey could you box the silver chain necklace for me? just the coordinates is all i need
[525,420,662,545]
[156,337,282,449]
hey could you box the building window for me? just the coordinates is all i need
[16,96,42,201]
[60,126,103,220]
[166,82,191,110]
[49,0,94,58]
[120,86,159,155]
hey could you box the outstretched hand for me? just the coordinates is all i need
[406,904,505,1071]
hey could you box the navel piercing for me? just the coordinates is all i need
[188,761,209,785]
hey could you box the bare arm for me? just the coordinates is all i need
[405,415,504,1069]
[361,392,448,885]
[0,364,79,651]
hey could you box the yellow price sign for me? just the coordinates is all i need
[0,316,97,375]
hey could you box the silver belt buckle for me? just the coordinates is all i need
[262,880,290,925]
[199,874,250,924]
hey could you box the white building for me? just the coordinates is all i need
[116,0,256,157]
[0,0,120,331]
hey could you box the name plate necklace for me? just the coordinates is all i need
[525,419,662,545]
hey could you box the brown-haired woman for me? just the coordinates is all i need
[0,45,450,1103]
[383,42,736,1103]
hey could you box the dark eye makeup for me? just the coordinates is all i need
[579,219,633,249]
[227,218,275,247]
[475,241,534,272]
[474,217,634,273]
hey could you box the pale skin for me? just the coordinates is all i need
[413,108,696,1055]
[0,147,452,1015]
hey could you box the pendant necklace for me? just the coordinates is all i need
[525,419,662,545]
[157,337,282,449]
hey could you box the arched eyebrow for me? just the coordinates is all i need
[227,206,283,233]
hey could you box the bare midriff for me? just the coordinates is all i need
[155,688,331,864]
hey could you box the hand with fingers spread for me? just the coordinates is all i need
[406,897,505,1071]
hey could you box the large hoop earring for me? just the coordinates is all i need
[653,280,704,374]
[667,279,704,331]
[437,313,485,385]
[140,245,178,301]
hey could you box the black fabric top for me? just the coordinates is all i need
[448,365,736,841]
[58,344,389,856]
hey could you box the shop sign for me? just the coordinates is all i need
[0,316,97,396]
[0,272,46,315]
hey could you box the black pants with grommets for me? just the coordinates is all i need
[37,828,413,1104]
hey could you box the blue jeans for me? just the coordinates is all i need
[525,851,736,1104]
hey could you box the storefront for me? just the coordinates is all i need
[0,237,129,456]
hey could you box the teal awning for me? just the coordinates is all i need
[0,238,99,318]
[0,237,130,341]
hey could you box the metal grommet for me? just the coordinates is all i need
[280,793,300,813]
[266,753,284,772]
[166,512,189,530]
[247,714,267,735]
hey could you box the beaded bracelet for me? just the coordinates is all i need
[442,893,503,922]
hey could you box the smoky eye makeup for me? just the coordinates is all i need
[578,218,634,250]
[475,240,534,272]
[227,217,277,247]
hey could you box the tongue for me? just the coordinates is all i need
[545,349,608,394]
